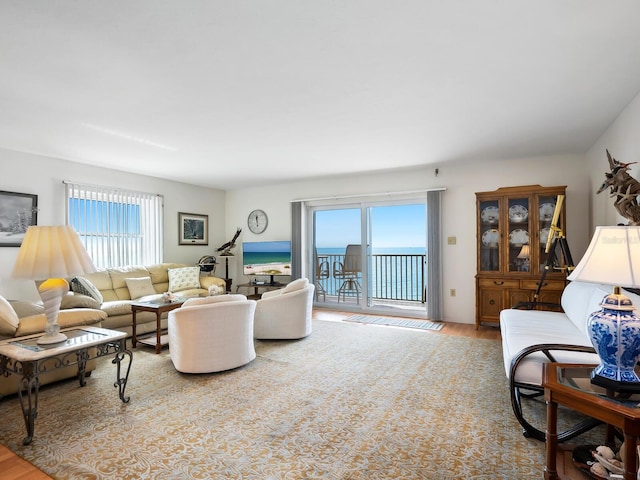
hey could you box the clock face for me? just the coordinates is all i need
[248,209,268,234]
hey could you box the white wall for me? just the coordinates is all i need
[1,147,594,324]
[226,154,591,324]
[587,89,640,229]
[0,148,226,301]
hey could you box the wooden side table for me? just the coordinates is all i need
[543,363,640,480]
[131,300,184,353]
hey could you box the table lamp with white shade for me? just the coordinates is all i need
[567,225,640,390]
[12,225,97,345]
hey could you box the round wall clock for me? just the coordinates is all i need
[247,209,268,234]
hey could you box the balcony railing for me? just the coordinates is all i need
[317,253,426,303]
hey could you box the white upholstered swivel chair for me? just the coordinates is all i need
[168,294,256,373]
[254,278,315,340]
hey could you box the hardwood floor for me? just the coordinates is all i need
[0,444,51,480]
[313,308,502,340]
[0,310,499,480]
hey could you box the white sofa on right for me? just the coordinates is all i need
[499,281,639,441]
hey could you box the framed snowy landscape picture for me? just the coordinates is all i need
[0,191,38,247]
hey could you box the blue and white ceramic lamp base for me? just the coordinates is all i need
[588,288,640,391]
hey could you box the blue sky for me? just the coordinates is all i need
[315,204,426,250]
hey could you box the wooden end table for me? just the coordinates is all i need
[131,299,184,353]
[543,363,640,480]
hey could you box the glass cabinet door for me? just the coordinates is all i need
[479,200,500,271]
[507,197,530,273]
[538,195,561,271]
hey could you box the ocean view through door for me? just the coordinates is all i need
[312,202,427,316]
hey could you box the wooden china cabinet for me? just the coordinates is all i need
[475,185,567,329]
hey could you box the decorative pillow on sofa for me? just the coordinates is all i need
[70,276,104,304]
[168,267,200,292]
[125,277,157,300]
[0,295,20,336]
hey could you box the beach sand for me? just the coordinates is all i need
[244,262,291,276]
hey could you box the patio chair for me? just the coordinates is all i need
[333,244,362,303]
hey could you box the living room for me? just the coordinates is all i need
[2,2,640,478]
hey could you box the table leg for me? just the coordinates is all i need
[75,348,89,387]
[17,363,38,446]
[623,432,637,480]
[112,346,132,403]
[544,396,558,480]
[131,308,138,348]
[155,311,162,354]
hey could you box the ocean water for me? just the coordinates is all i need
[243,251,291,265]
[317,247,426,301]
[317,247,426,255]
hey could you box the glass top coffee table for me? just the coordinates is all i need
[0,326,132,445]
[543,363,640,480]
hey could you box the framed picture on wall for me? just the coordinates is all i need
[0,190,38,247]
[179,212,208,245]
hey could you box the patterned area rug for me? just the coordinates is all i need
[0,319,601,479]
[344,314,444,331]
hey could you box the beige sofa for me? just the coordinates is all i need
[63,263,227,337]
[0,299,107,396]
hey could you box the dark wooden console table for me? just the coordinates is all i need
[236,282,285,299]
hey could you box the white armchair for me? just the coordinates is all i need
[168,294,256,373]
[254,278,315,340]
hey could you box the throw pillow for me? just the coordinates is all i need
[168,267,200,292]
[125,277,157,300]
[0,295,20,336]
[70,277,104,304]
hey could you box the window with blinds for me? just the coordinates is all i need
[65,182,163,269]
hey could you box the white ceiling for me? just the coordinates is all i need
[2,1,640,190]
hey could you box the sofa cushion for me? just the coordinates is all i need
[561,281,611,334]
[60,293,101,310]
[125,277,156,299]
[0,295,19,336]
[168,267,201,292]
[8,299,45,318]
[15,308,106,337]
[100,300,134,317]
[108,266,154,300]
[500,308,595,382]
[70,276,104,304]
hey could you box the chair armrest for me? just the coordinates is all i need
[509,343,597,386]
[199,276,226,290]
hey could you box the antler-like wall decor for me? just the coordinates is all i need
[596,150,640,225]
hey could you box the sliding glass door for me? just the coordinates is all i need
[311,201,427,316]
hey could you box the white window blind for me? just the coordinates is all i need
[65,181,163,269]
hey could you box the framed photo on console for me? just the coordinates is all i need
[0,190,38,247]
[178,212,208,245]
